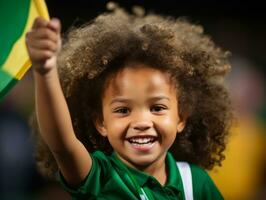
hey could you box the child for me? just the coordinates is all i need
[26,4,233,200]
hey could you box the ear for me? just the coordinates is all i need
[94,118,108,137]
[177,112,188,133]
[177,119,186,133]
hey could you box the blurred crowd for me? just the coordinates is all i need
[209,56,266,200]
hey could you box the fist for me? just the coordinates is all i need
[26,17,61,75]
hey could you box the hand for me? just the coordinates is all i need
[26,17,61,75]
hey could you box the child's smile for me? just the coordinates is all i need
[96,64,186,175]
[126,135,157,152]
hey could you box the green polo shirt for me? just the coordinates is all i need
[59,151,223,200]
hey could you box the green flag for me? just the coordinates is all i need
[0,0,49,100]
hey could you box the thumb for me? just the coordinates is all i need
[32,17,48,29]
[47,18,61,34]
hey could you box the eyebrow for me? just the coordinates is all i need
[149,96,170,102]
[110,96,170,105]
[110,98,131,105]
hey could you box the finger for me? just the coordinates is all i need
[30,39,58,52]
[28,27,58,43]
[28,48,54,61]
[32,17,48,30]
[47,18,61,34]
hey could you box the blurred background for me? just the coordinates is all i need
[0,0,265,199]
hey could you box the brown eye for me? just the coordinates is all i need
[114,107,130,114]
[150,105,167,113]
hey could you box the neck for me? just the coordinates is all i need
[144,159,167,186]
[117,153,168,186]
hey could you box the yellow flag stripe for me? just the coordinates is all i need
[2,0,49,79]
[33,0,49,20]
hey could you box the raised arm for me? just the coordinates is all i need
[26,17,92,186]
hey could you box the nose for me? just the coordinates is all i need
[130,110,153,131]
[132,121,153,131]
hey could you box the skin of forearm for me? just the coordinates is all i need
[27,17,92,186]
[34,68,92,186]
[34,68,77,154]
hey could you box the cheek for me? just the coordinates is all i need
[106,118,129,137]
[161,115,177,125]
[156,117,178,137]
[162,111,179,128]
[155,111,179,141]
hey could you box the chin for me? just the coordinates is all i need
[126,154,160,168]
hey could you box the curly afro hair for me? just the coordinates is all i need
[30,4,233,178]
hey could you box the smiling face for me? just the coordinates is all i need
[95,64,186,170]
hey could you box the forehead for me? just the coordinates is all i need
[103,64,176,97]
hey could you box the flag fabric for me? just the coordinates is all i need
[0,0,49,100]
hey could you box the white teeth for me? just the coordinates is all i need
[128,137,156,144]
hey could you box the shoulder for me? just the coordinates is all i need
[90,151,112,175]
[189,164,224,200]
[92,150,110,162]
[190,164,209,182]
[58,151,113,197]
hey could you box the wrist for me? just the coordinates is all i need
[32,55,58,76]
[33,66,58,81]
